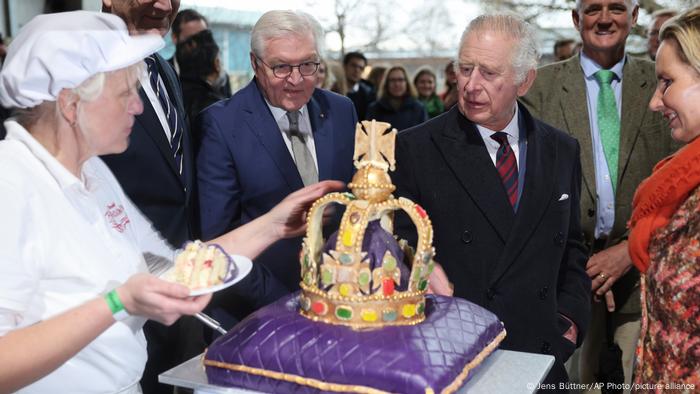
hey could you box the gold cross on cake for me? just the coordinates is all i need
[353,120,397,171]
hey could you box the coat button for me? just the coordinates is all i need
[541,341,551,353]
[587,208,595,217]
[486,287,496,300]
[461,230,472,244]
[538,286,549,300]
[553,231,565,245]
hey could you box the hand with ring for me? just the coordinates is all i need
[585,241,633,311]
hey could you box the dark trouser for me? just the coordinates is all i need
[141,316,205,394]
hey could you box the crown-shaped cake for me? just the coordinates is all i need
[205,120,506,393]
[299,120,435,328]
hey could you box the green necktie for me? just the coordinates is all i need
[594,70,620,195]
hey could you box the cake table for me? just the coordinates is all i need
[160,350,554,394]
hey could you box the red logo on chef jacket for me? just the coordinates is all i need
[105,202,130,233]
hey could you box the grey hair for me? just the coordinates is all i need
[250,10,325,60]
[575,0,638,14]
[651,8,678,20]
[457,13,540,84]
[74,72,107,102]
[74,62,145,102]
[13,73,107,128]
[13,102,56,129]
[14,62,145,128]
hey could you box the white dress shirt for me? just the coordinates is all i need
[476,104,522,169]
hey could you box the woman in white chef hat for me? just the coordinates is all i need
[0,11,341,393]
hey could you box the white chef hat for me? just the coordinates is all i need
[0,10,164,109]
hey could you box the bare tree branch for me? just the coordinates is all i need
[309,0,691,59]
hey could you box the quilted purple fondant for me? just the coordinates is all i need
[204,294,505,393]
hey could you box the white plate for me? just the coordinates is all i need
[161,254,253,296]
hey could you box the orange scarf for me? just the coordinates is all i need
[628,136,700,273]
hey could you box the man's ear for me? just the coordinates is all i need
[517,69,537,97]
[57,89,80,126]
[249,52,258,71]
[102,0,112,13]
[631,5,639,25]
[572,9,580,31]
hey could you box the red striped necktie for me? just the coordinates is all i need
[490,132,518,208]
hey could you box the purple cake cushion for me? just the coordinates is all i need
[204,293,505,394]
[323,219,410,290]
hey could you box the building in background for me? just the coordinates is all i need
[0,1,259,92]
[0,1,665,94]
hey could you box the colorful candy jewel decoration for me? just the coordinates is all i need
[299,120,436,329]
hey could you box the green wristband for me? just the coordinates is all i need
[105,289,129,321]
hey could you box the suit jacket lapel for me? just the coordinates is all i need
[559,56,595,204]
[156,54,186,122]
[243,80,304,190]
[135,55,188,190]
[618,57,652,183]
[136,87,181,177]
[490,106,555,283]
[433,108,514,242]
[155,54,191,193]
[308,91,334,181]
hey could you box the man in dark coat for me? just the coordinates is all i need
[393,13,590,389]
[521,0,676,388]
[344,51,375,120]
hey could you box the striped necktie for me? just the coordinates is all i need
[144,56,184,175]
[490,132,518,209]
[594,69,620,194]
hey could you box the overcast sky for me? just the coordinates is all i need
[178,0,658,54]
[179,0,575,28]
[180,0,490,52]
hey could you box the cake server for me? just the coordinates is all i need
[144,252,174,276]
[195,312,228,335]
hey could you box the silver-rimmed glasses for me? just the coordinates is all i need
[255,56,320,78]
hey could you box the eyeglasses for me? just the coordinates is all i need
[256,56,320,78]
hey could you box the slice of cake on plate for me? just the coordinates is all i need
[168,241,230,290]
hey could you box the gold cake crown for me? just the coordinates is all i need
[299,120,435,329]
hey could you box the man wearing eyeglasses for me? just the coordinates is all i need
[195,10,357,320]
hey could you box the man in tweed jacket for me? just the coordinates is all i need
[520,0,677,390]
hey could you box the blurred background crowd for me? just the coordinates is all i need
[0,0,693,135]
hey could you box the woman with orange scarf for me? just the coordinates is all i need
[627,6,700,390]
